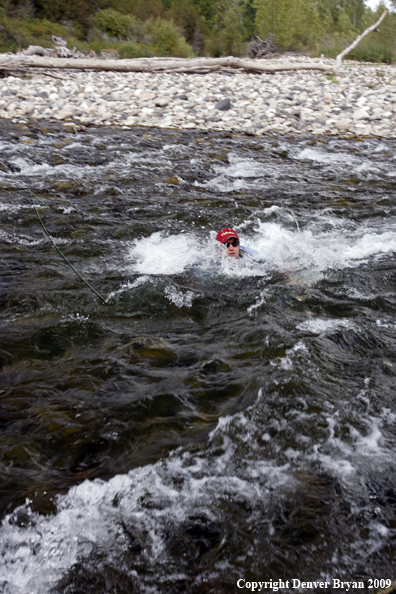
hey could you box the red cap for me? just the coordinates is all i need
[216,228,239,244]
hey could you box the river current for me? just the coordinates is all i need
[0,121,396,593]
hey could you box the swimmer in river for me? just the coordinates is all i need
[216,228,260,260]
[216,227,291,284]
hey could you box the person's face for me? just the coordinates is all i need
[225,238,240,259]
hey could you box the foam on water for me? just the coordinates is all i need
[376,318,396,329]
[164,285,194,308]
[127,232,202,275]
[214,153,275,179]
[297,318,355,335]
[125,216,396,283]
[0,148,172,186]
[295,145,396,178]
[126,231,276,281]
[253,219,396,272]
[296,147,356,166]
[107,276,150,300]
[0,229,45,247]
[0,374,393,593]
[0,405,295,594]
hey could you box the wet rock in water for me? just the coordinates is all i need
[167,176,179,185]
[215,98,231,111]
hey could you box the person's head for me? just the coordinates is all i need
[216,228,240,259]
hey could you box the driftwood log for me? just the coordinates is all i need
[0,55,332,75]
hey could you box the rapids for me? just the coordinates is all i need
[0,121,396,593]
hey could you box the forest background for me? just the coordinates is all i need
[0,0,395,64]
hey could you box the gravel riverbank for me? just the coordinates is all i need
[1,56,395,137]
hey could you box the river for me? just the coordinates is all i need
[0,121,396,593]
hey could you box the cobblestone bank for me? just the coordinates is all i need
[0,56,395,137]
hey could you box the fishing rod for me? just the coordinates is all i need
[29,190,108,304]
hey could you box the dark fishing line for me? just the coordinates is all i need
[29,190,108,304]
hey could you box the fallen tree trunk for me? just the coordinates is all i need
[335,10,387,69]
[0,54,333,75]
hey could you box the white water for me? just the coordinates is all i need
[0,385,393,594]
[125,216,396,282]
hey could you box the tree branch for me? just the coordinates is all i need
[335,10,387,69]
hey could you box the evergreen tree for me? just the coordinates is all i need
[254,0,295,50]
[241,0,256,40]
[318,0,365,31]
[190,0,220,28]
[254,0,322,51]
[344,0,365,30]
[336,8,356,35]
[218,1,245,54]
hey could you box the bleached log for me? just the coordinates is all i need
[0,54,333,75]
[335,10,387,69]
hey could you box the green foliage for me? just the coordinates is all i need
[23,18,69,41]
[348,41,394,64]
[95,9,137,39]
[344,0,365,29]
[218,4,245,55]
[164,0,204,48]
[254,0,324,51]
[372,4,396,48]
[118,39,153,57]
[292,0,324,50]
[109,0,164,21]
[326,72,338,83]
[143,17,193,56]
[254,0,294,50]
[0,15,69,52]
[206,0,245,56]
[0,0,394,63]
[32,0,97,38]
[190,0,220,28]
[88,39,106,52]
[242,0,256,41]
[66,36,117,54]
[336,8,356,35]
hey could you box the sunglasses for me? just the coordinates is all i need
[224,239,239,248]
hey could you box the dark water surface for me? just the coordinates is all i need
[1,121,396,593]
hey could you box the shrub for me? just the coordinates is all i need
[143,18,193,57]
[110,0,164,22]
[0,16,70,52]
[118,40,153,58]
[23,19,68,41]
[348,41,394,64]
[89,39,106,53]
[95,8,137,39]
